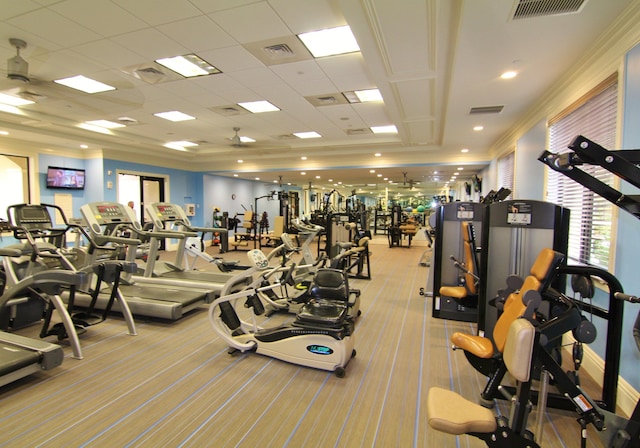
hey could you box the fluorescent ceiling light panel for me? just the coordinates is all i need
[0,93,34,106]
[78,123,113,134]
[298,26,360,58]
[155,54,220,78]
[85,119,125,129]
[167,140,198,147]
[154,111,195,122]
[370,125,398,134]
[239,136,256,143]
[294,131,321,139]
[237,100,279,113]
[54,75,115,93]
[164,141,198,151]
[354,88,382,102]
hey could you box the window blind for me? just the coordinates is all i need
[497,151,514,200]
[546,78,617,269]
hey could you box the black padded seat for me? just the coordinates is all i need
[296,268,350,327]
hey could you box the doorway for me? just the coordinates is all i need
[118,173,166,225]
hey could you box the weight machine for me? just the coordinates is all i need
[539,134,640,446]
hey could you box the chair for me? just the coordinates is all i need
[438,221,479,308]
[296,268,351,327]
[428,318,541,447]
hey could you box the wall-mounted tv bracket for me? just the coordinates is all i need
[539,134,640,220]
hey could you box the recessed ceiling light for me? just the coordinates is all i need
[164,141,197,151]
[301,156,308,160]
[383,177,388,181]
[85,119,125,129]
[328,179,333,182]
[301,172,306,175]
[54,75,115,93]
[374,152,382,157]
[237,159,243,163]
[0,104,21,114]
[78,123,113,134]
[80,144,88,149]
[155,54,220,78]
[500,70,517,79]
[461,148,469,153]
[0,93,34,106]
[0,130,9,135]
[371,125,398,134]
[237,100,279,113]
[233,174,238,177]
[315,175,321,179]
[169,140,198,147]
[369,169,375,173]
[457,167,464,171]
[473,125,484,131]
[255,177,260,181]
[294,131,321,139]
[154,111,195,122]
[297,25,359,58]
[377,174,382,177]
[354,88,383,102]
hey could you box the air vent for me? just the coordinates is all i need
[263,43,295,59]
[305,93,349,107]
[18,90,47,102]
[117,116,138,125]
[210,105,249,116]
[511,0,587,20]
[346,128,372,135]
[469,105,504,115]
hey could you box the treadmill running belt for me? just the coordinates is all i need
[0,344,40,376]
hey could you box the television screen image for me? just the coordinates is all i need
[46,166,85,190]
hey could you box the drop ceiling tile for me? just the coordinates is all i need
[209,3,290,43]
[0,0,42,21]
[156,15,236,52]
[110,28,188,60]
[7,8,101,47]
[72,39,147,69]
[112,0,201,26]
[269,0,346,34]
[50,0,147,37]
[316,53,373,91]
[197,45,263,73]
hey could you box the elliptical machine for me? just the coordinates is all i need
[208,249,356,377]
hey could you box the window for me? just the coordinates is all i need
[545,75,617,269]
[497,151,514,200]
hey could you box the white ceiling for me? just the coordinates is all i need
[0,0,633,198]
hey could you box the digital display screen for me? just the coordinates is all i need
[46,166,85,190]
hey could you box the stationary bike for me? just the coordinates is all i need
[208,249,356,377]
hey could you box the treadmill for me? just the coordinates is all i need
[0,269,84,380]
[139,202,238,289]
[80,202,213,320]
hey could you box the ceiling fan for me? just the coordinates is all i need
[1,38,144,111]
[400,172,417,190]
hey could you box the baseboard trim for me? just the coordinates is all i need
[563,335,639,417]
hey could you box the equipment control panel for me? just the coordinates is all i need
[80,202,141,235]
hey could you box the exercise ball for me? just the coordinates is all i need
[406,206,413,213]
[417,205,425,213]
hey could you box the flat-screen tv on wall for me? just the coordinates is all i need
[46,166,85,190]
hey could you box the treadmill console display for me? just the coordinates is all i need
[96,204,125,218]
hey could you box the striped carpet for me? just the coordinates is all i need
[0,235,604,447]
